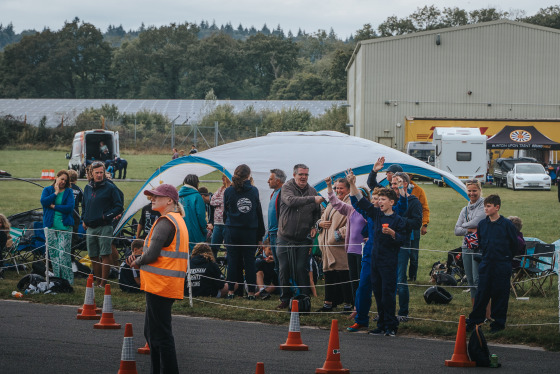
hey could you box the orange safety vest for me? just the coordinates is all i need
[140,212,189,299]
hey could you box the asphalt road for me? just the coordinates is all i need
[0,300,558,373]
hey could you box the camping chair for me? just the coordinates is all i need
[5,226,26,274]
[511,240,537,297]
[516,242,556,297]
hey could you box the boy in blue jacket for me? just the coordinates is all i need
[347,169,406,336]
[466,194,517,333]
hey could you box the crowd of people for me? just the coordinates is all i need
[0,153,549,370]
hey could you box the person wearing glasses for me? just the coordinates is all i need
[82,161,123,287]
[454,179,486,307]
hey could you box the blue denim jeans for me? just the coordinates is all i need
[397,245,410,316]
[462,247,480,294]
[210,224,226,259]
[269,232,278,275]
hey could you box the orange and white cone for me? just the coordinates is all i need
[77,274,101,320]
[48,169,55,180]
[118,323,138,374]
[94,284,121,329]
[137,342,150,355]
[41,170,48,179]
[315,319,349,374]
[77,274,101,315]
[279,299,308,351]
[445,315,476,367]
[255,362,265,374]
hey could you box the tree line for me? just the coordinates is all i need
[0,6,559,102]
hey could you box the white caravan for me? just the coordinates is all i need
[432,127,487,185]
[406,141,436,166]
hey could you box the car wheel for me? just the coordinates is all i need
[512,183,516,191]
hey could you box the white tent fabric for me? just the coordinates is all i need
[115,131,468,233]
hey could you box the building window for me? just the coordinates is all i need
[456,152,472,161]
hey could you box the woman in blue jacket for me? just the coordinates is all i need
[40,170,75,284]
[178,174,207,251]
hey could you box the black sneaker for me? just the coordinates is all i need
[247,295,256,301]
[342,305,353,315]
[276,300,290,309]
[316,306,334,312]
[368,327,385,335]
[259,290,271,300]
[385,329,397,337]
[489,324,505,334]
[225,294,235,300]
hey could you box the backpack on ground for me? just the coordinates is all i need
[468,325,493,367]
[288,294,311,314]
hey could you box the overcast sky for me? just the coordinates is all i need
[1,1,557,38]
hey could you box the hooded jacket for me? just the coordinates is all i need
[223,180,265,240]
[178,184,207,249]
[317,193,349,271]
[454,196,485,243]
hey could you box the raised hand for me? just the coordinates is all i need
[345,168,356,185]
[373,156,385,172]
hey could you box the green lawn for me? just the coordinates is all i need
[1,150,559,350]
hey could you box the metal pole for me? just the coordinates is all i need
[43,228,50,290]
[214,121,219,147]
[134,118,137,147]
[193,123,197,147]
[188,259,193,307]
[171,121,175,149]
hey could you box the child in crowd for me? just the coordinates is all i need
[347,169,406,337]
[467,195,518,333]
[119,239,144,293]
[187,243,230,298]
[254,239,278,300]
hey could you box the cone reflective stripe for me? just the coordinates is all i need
[445,315,476,367]
[137,342,150,355]
[315,320,349,374]
[279,299,308,351]
[94,284,121,329]
[118,323,138,374]
[77,274,101,320]
[255,362,265,374]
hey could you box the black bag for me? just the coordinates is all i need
[468,325,492,367]
[435,273,457,287]
[423,286,453,304]
[288,294,311,314]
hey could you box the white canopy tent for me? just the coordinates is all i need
[115,131,468,233]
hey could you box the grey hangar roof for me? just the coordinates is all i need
[0,99,345,128]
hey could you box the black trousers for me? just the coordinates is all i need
[347,253,362,304]
[145,292,179,374]
[324,270,353,306]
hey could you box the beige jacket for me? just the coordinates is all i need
[317,194,349,271]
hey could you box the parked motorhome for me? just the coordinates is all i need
[66,129,120,178]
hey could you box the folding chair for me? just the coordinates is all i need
[510,240,536,297]
[517,242,556,297]
[5,226,26,274]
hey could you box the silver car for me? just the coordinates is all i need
[506,163,551,191]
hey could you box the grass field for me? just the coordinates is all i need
[1,150,559,350]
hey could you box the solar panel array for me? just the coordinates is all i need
[0,99,345,128]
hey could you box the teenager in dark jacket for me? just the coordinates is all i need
[467,195,518,333]
[223,164,265,299]
[186,243,228,297]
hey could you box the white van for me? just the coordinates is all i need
[66,129,120,178]
[432,127,487,184]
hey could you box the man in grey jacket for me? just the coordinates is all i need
[276,164,323,309]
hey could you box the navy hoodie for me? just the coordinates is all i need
[223,180,265,239]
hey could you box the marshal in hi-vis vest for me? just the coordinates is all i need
[140,212,189,299]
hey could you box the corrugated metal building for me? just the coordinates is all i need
[346,20,560,157]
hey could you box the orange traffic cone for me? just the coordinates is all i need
[41,170,48,179]
[445,315,476,367]
[77,274,101,315]
[49,169,55,180]
[137,342,150,355]
[94,284,121,329]
[279,299,308,351]
[255,362,265,374]
[77,274,101,320]
[118,323,138,374]
[315,320,350,374]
